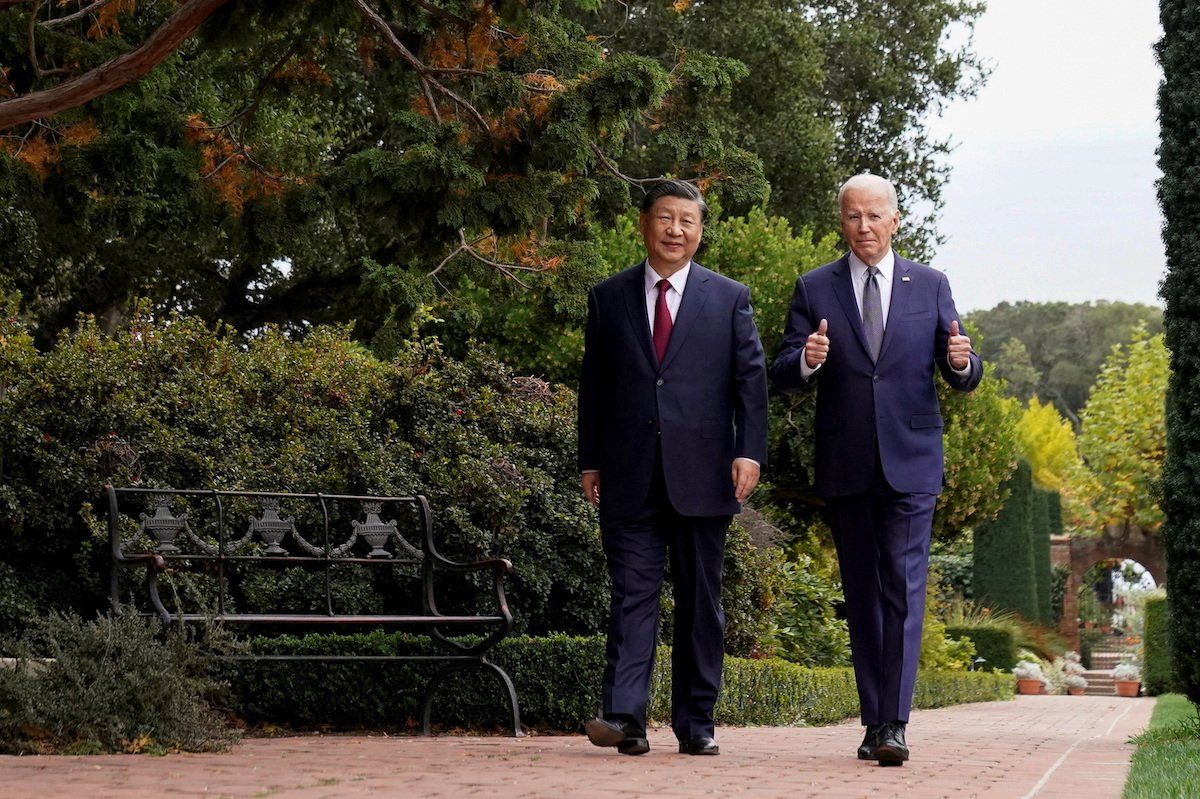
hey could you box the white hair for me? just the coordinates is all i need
[837,173,898,211]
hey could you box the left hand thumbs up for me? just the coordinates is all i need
[948,319,970,370]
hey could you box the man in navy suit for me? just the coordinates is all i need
[770,174,981,766]
[578,180,768,757]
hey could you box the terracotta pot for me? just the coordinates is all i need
[1068,686,1085,696]
[1115,680,1140,697]
[1017,678,1043,695]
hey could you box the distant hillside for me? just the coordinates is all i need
[965,300,1163,424]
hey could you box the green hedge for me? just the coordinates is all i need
[1031,488,1056,625]
[0,309,780,655]
[1143,596,1176,696]
[973,460,1040,621]
[229,633,1013,731]
[945,625,1018,672]
[1159,0,1200,708]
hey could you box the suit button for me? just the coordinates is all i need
[656,378,664,386]
[648,418,656,426]
[868,414,874,422]
[873,376,880,383]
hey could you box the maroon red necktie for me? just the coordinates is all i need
[654,278,673,363]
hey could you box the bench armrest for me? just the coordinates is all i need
[428,555,514,575]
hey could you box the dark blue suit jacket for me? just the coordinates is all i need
[770,254,982,497]
[578,262,769,518]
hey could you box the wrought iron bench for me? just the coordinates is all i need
[104,484,523,736]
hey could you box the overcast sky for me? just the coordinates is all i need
[927,0,1164,313]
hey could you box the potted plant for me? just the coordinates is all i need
[1012,660,1045,695]
[1113,663,1141,697]
[1065,674,1088,696]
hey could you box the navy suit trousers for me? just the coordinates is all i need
[599,446,730,741]
[824,454,936,726]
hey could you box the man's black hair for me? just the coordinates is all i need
[639,179,708,222]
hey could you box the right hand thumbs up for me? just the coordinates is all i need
[806,318,830,368]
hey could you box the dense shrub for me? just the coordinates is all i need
[1031,488,1056,624]
[764,553,850,667]
[945,625,1018,672]
[0,309,777,653]
[1144,595,1177,696]
[973,460,1039,621]
[0,610,235,754]
[231,632,1013,730]
[1159,0,1200,707]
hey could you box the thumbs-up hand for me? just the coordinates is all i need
[805,318,830,368]
[948,319,971,370]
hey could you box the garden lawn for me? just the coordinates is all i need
[1122,693,1200,799]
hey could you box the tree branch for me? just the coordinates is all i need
[351,0,489,132]
[28,0,69,79]
[42,0,117,29]
[0,0,232,130]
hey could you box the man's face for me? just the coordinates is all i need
[640,195,703,273]
[840,186,900,266]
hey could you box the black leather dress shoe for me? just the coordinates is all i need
[857,724,882,760]
[874,721,910,767]
[678,736,720,756]
[584,717,649,756]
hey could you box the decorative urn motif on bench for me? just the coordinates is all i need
[139,493,188,554]
[353,501,398,558]
[248,496,296,556]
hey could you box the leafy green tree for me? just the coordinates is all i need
[1077,328,1167,530]
[994,338,1042,404]
[1015,395,1098,532]
[1158,0,1200,709]
[0,0,765,348]
[565,0,988,257]
[932,362,1022,541]
[966,301,1164,423]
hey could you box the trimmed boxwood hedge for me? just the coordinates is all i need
[228,633,1013,731]
[1143,596,1176,696]
[944,625,1018,673]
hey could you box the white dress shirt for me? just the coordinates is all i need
[645,259,689,330]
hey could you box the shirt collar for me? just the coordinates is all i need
[848,249,895,283]
[644,260,691,295]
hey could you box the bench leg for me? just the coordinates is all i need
[419,658,525,738]
[480,658,524,738]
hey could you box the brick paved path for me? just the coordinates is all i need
[0,695,1153,799]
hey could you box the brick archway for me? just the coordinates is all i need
[1051,524,1165,649]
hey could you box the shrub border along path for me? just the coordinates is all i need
[0,695,1153,799]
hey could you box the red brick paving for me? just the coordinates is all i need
[0,695,1153,799]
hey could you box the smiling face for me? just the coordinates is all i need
[840,184,900,266]
[640,195,704,277]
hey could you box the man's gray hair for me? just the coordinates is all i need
[837,173,898,211]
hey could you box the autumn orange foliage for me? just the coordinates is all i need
[86,0,137,41]
[184,114,285,215]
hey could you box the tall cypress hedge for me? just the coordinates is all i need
[1031,488,1055,625]
[973,460,1039,621]
[1158,0,1200,706]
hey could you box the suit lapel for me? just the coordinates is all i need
[831,255,873,360]
[622,264,657,370]
[659,263,712,372]
[876,257,911,364]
